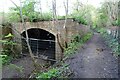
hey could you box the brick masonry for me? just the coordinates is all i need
[1,19,90,61]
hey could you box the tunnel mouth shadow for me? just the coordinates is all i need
[21,28,56,64]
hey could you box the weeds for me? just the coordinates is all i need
[36,64,69,79]
[0,33,17,65]
[36,32,93,79]
[103,33,119,56]
[64,32,93,58]
[95,27,119,56]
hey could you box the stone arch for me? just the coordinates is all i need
[21,28,56,61]
[21,27,56,36]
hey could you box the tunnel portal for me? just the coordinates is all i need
[21,28,55,60]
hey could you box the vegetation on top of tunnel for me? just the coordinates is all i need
[1,0,93,26]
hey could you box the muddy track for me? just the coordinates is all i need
[66,33,118,78]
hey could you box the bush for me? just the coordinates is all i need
[74,16,87,25]
[36,68,59,79]
[0,54,12,65]
[36,64,69,79]
[97,28,106,34]
[64,32,93,57]
[0,33,17,65]
[102,32,119,56]
[81,32,93,42]
[7,12,20,22]
[96,27,120,56]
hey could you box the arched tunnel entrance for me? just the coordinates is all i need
[21,28,55,61]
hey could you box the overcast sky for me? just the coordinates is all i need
[0,0,103,15]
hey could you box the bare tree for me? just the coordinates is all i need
[63,0,69,48]
[52,0,57,20]
[10,0,43,71]
[39,0,42,17]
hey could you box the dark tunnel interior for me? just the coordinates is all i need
[21,28,55,60]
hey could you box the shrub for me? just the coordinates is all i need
[102,32,119,56]
[36,64,69,79]
[64,32,93,57]
[0,33,17,65]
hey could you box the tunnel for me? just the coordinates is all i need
[21,28,55,60]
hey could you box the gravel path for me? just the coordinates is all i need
[66,33,118,78]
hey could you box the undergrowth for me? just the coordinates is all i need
[102,33,119,56]
[36,64,69,79]
[95,27,119,56]
[36,32,93,79]
[64,32,93,59]
[0,33,16,65]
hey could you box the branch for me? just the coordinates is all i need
[10,0,20,9]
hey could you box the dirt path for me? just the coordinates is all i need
[66,33,118,78]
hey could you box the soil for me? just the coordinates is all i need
[2,32,118,78]
[2,54,49,78]
[66,32,118,78]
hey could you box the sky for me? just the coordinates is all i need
[0,0,103,15]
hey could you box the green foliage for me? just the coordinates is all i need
[5,33,13,38]
[0,33,16,65]
[7,0,53,22]
[36,68,59,79]
[95,27,120,56]
[118,16,120,26]
[36,31,91,78]
[57,16,65,20]
[102,32,120,56]
[81,32,93,43]
[71,13,87,25]
[36,64,69,79]
[64,32,93,57]
[112,20,118,26]
[8,12,21,22]
[96,28,106,34]
[0,54,12,65]
[38,12,52,21]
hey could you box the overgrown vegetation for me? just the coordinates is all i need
[1,0,119,78]
[4,0,91,24]
[91,1,119,56]
[36,64,70,79]
[71,13,87,25]
[64,32,93,58]
[98,28,119,56]
[1,0,50,22]
[0,33,17,65]
[36,32,93,79]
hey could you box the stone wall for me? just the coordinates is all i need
[1,19,90,61]
[11,19,80,60]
